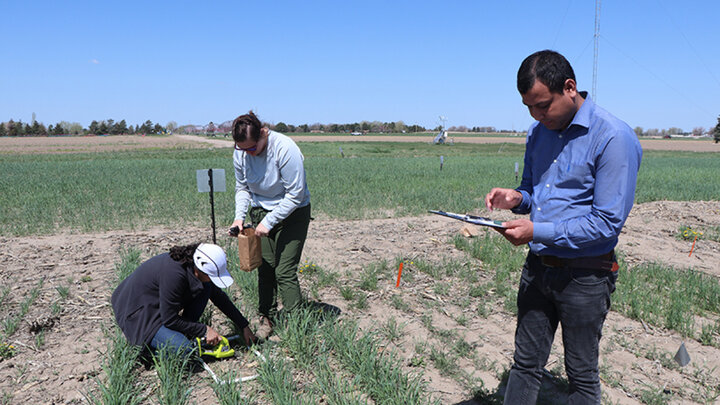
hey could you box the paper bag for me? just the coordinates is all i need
[237,228,262,272]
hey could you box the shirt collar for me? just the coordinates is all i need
[567,91,592,130]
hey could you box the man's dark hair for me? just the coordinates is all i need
[517,50,576,95]
[232,111,263,143]
[169,243,201,270]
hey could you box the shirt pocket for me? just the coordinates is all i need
[555,160,593,190]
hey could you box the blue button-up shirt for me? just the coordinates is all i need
[513,93,642,258]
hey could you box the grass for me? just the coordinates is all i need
[211,369,255,405]
[1,279,44,341]
[84,328,146,405]
[5,140,720,403]
[2,144,717,236]
[613,261,720,339]
[153,345,193,405]
[102,241,443,403]
[453,231,527,314]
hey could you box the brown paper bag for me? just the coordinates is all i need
[237,228,262,272]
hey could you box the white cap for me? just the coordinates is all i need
[193,243,233,288]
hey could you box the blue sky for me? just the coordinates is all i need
[2,1,718,132]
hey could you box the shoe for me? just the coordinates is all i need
[256,316,274,340]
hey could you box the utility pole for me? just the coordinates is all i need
[592,0,602,101]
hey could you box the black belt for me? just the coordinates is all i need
[535,251,617,272]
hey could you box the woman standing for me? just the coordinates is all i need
[111,243,256,355]
[229,111,311,339]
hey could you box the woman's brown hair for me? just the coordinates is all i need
[232,111,263,143]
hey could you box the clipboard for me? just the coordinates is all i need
[429,210,506,229]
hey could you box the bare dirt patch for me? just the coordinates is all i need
[189,133,720,152]
[3,134,718,153]
[1,201,719,404]
[0,135,211,154]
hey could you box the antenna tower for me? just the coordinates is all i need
[592,0,601,101]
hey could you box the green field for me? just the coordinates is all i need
[3,140,720,404]
[1,142,718,236]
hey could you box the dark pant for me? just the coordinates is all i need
[249,204,311,320]
[503,253,617,405]
[149,281,212,356]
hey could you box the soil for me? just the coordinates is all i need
[1,135,719,404]
[2,133,718,153]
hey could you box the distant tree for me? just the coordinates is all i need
[667,127,682,135]
[113,119,128,134]
[153,123,163,134]
[0,122,6,137]
[7,120,17,136]
[53,122,65,135]
[31,121,42,135]
[106,119,115,134]
[633,126,644,137]
[88,120,100,135]
[166,121,177,133]
[23,123,32,136]
[67,122,83,135]
[713,116,720,143]
[692,127,705,136]
[274,122,289,133]
[139,120,153,134]
[34,122,47,135]
[98,121,109,134]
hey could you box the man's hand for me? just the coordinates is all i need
[254,223,270,237]
[497,219,533,246]
[205,326,221,345]
[242,326,257,346]
[485,188,522,211]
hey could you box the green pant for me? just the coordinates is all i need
[249,204,311,320]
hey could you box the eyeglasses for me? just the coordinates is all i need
[234,143,257,152]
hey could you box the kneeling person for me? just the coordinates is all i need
[111,243,256,356]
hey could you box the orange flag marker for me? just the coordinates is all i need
[396,262,404,287]
[689,235,698,257]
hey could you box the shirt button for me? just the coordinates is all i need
[553,159,557,163]
[537,207,542,211]
[546,184,550,188]
[559,135,563,138]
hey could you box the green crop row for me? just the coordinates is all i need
[1,143,718,236]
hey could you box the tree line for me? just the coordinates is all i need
[632,125,713,137]
[0,118,174,136]
[3,116,718,141]
[267,120,428,134]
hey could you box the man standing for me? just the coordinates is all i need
[485,50,642,404]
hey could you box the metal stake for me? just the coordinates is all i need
[208,168,216,244]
